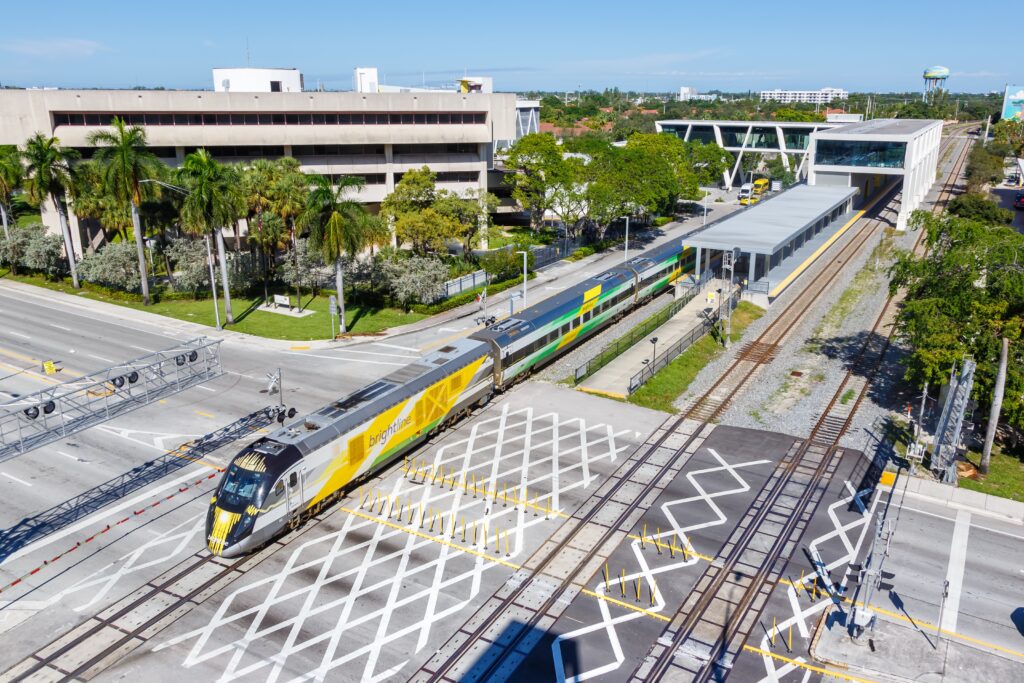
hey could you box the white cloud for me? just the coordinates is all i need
[1,39,106,58]
[952,70,998,78]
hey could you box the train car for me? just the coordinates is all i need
[625,240,697,302]
[207,338,493,556]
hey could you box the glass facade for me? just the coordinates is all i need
[814,139,906,168]
[52,111,488,127]
[688,126,717,144]
[784,131,811,150]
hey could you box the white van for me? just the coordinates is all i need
[737,182,756,205]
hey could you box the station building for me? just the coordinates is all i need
[0,67,519,256]
[807,118,942,230]
[654,119,842,188]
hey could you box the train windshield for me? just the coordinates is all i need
[218,464,265,510]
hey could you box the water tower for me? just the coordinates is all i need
[922,65,950,102]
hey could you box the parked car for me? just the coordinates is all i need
[1014,192,1024,210]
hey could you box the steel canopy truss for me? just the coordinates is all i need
[0,337,223,461]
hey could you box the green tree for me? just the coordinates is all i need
[71,161,133,241]
[586,146,679,239]
[299,174,373,333]
[0,222,39,275]
[270,163,312,304]
[433,187,499,253]
[87,117,164,305]
[626,133,700,200]
[890,211,1024,473]
[176,149,244,324]
[20,133,81,287]
[993,119,1024,156]
[0,145,23,240]
[381,166,438,219]
[948,193,1014,225]
[166,237,211,297]
[78,241,141,291]
[394,207,460,256]
[503,134,566,230]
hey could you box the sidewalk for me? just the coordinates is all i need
[577,279,726,399]
[812,604,1024,682]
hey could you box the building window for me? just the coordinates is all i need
[51,111,488,127]
[292,144,385,156]
[814,140,906,169]
[321,173,386,185]
[270,81,282,92]
[392,143,477,155]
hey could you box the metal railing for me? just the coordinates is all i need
[0,405,275,563]
[573,278,708,384]
[434,269,488,302]
[627,291,740,394]
[0,338,223,461]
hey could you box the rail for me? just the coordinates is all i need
[0,406,276,563]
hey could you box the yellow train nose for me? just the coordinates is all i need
[207,506,241,556]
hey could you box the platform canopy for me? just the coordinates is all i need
[684,184,858,256]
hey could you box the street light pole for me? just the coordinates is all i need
[624,215,630,263]
[515,250,528,309]
[703,191,708,226]
[650,336,658,365]
[205,235,222,330]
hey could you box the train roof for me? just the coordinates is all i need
[267,337,488,451]
[471,264,636,347]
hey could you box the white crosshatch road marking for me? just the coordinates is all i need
[154,405,634,682]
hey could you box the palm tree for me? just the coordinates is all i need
[270,166,311,306]
[176,149,243,324]
[248,212,286,305]
[72,160,133,241]
[21,133,80,288]
[87,117,164,304]
[299,174,372,334]
[0,145,23,240]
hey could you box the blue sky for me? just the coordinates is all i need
[0,1,1013,93]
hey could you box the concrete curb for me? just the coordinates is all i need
[890,475,1024,524]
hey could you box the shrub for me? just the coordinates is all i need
[479,246,534,281]
[167,238,210,296]
[0,223,40,274]
[947,193,1014,225]
[78,241,141,291]
[383,256,449,309]
[22,229,66,280]
[653,216,672,227]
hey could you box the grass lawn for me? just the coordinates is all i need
[0,271,425,341]
[628,302,764,413]
[487,226,556,250]
[960,445,1024,503]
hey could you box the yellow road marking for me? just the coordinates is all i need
[768,209,865,298]
[195,410,215,419]
[576,387,627,400]
[742,645,878,683]
[580,587,670,622]
[289,345,311,351]
[341,505,522,570]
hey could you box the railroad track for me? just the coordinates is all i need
[409,141,935,683]
[633,126,975,682]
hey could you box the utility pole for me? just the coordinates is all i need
[722,250,735,348]
[205,235,222,330]
[515,250,528,309]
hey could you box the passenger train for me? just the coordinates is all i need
[207,239,698,556]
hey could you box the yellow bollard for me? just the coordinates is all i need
[641,523,647,550]
[450,473,457,491]
[505,529,511,557]
[495,526,500,554]
[788,624,793,651]
[461,516,467,542]
[651,579,657,607]
[398,499,404,520]
[635,577,642,602]
[799,570,805,594]
[408,504,415,524]
[656,528,662,555]
[440,515,446,536]
[668,536,676,559]
[483,524,488,550]
[503,485,508,507]
[429,513,436,532]
[771,617,776,646]
[620,569,626,597]
[604,564,610,591]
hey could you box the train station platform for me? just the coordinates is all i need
[685,184,859,305]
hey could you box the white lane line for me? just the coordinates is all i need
[197,385,216,392]
[129,344,155,353]
[372,342,419,352]
[88,353,115,363]
[942,509,971,632]
[332,348,417,359]
[1,472,32,487]
[0,466,210,567]
[56,450,88,463]
[225,370,258,380]
[8,331,30,339]
[49,323,72,332]
[438,327,463,333]
[281,351,407,367]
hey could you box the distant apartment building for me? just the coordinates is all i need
[0,67,521,255]
[678,86,718,102]
[760,87,848,105]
